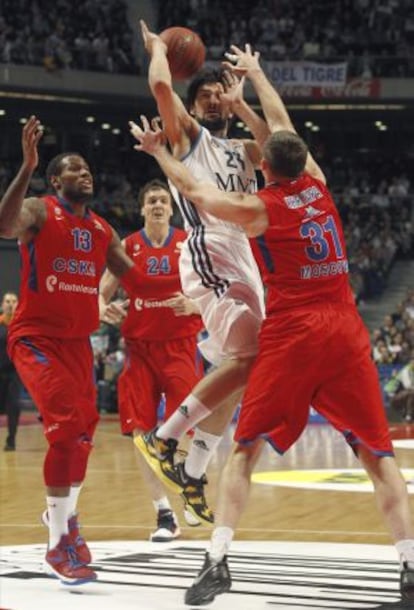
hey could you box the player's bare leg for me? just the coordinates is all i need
[358,445,414,599]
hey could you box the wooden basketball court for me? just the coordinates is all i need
[1,414,414,609]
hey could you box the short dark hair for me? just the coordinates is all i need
[45,152,82,185]
[263,131,308,179]
[186,67,225,109]
[138,179,171,209]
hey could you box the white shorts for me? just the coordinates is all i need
[180,230,265,365]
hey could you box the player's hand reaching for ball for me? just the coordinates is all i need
[129,116,166,156]
[140,19,167,56]
[220,70,246,112]
[22,116,43,172]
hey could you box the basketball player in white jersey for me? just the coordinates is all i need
[135,21,269,524]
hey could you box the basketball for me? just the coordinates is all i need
[159,26,206,81]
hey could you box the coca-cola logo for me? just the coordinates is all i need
[278,78,380,99]
[320,78,379,97]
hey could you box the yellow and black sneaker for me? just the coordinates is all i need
[173,462,214,526]
[134,428,180,492]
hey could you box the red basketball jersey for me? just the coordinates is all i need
[121,227,202,341]
[8,195,113,343]
[252,173,354,314]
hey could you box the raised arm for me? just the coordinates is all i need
[129,117,268,237]
[220,71,270,165]
[225,45,326,184]
[140,20,198,156]
[0,116,46,240]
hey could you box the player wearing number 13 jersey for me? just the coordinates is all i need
[0,123,145,585]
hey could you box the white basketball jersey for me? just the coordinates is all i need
[169,126,258,235]
[169,126,265,332]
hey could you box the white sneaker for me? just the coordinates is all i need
[150,509,181,542]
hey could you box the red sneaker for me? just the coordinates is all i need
[68,514,92,564]
[45,534,97,584]
[42,510,92,565]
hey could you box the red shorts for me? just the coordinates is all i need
[9,336,98,444]
[118,335,203,433]
[235,304,393,456]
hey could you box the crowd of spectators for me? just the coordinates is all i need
[0,145,412,305]
[0,0,138,74]
[158,0,414,77]
[372,292,414,421]
[1,1,413,78]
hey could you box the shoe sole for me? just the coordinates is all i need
[44,561,97,585]
[185,582,230,605]
[134,435,183,494]
[183,506,201,527]
[150,528,181,542]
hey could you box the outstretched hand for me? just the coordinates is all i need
[222,43,261,78]
[219,70,246,111]
[22,115,43,172]
[140,19,167,55]
[129,116,166,157]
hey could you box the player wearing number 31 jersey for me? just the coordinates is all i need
[131,41,414,606]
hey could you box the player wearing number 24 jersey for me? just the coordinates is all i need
[118,226,203,434]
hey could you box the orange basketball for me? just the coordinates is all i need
[160,26,206,81]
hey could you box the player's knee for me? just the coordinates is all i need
[44,438,77,486]
[224,309,261,362]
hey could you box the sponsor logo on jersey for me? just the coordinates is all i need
[54,206,63,219]
[303,204,323,219]
[132,244,141,257]
[252,468,414,493]
[52,257,96,277]
[134,298,174,311]
[284,186,323,209]
[46,275,58,293]
[57,282,98,294]
[45,274,97,295]
[215,172,257,193]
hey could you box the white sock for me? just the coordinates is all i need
[46,496,70,549]
[68,484,82,518]
[209,526,234,562]
[157,394,211,440]
[396,539,414,568]
[153,497,171,513]
[185,428,222,480]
